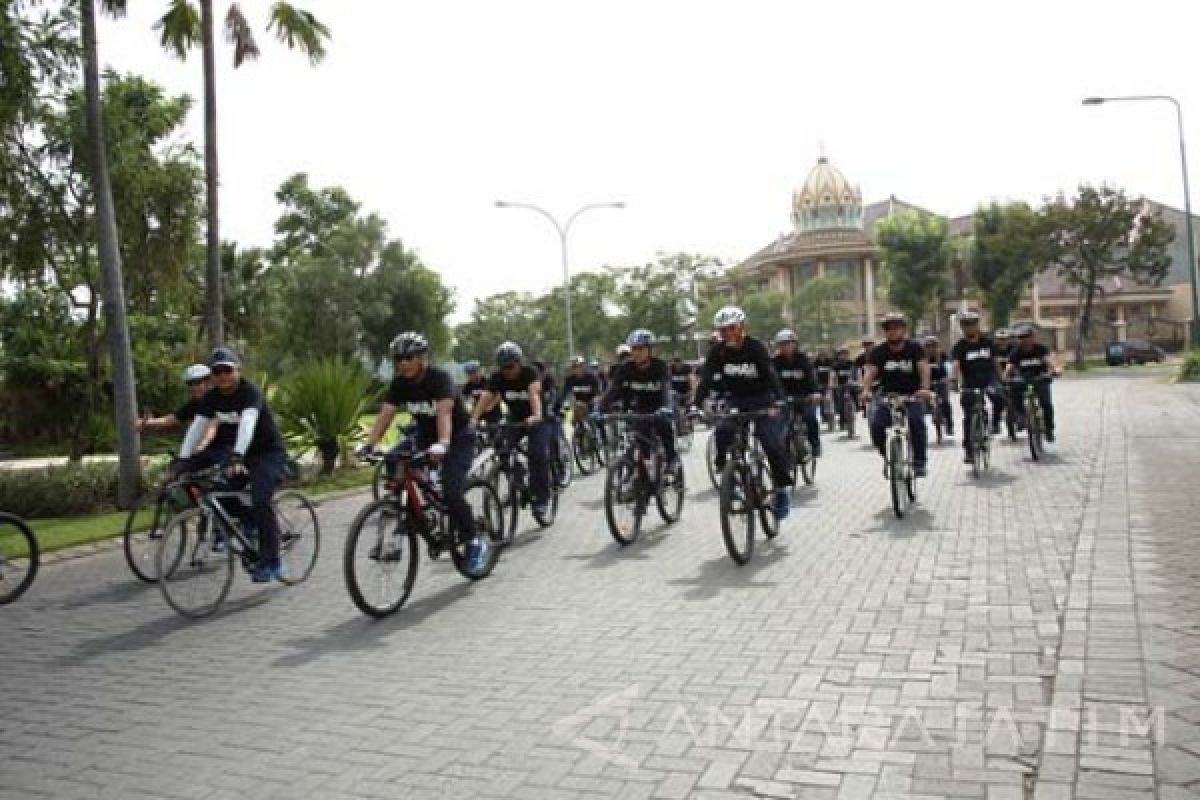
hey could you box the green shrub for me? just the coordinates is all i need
[0,462,122,519]
[275,359,378,475]
[1178,349,1200,382]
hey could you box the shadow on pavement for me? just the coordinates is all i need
[271,581,475,669]
[865,505,936,537]
[956,469,1016,489]
[667,548,784,602]
[561,524,673,568]
[55,577,160,610]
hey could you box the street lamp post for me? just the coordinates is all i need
[1083,95,1200,346]
[494,200,625,360]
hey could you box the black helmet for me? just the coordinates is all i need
[626,329,656,347]
[496,341,523,367]
[880,312,906,329]
[208,346,241,368]
[389,331,429,358]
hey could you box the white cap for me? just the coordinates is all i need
[183,364,211,384]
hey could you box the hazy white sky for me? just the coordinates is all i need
[98,0,1200,320]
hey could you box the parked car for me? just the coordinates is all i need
[1105,339,1165,366]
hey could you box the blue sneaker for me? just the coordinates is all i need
[773,490,791,520]
[531,500,549,518]
[211,531,226,553]
[252,560,289,583]
[465,536,491,575]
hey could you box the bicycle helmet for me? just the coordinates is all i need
[626,329,656,347]
[958,309,981,324]
[713,306,746,328]
[495,341,523,367]
[923,334,939,344]
[774,328,799,345]
[880,311,906,329]
[463,359,481,374]
[995,327,1011,338]
[208,346,241,368]
[588,359,600,369]
[183,364,211,384]
[390,331,429,357]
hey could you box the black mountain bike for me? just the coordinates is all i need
[0,512,38,605]
[344,444,504,618]
[567,404,607,476]
[156,467,320,619]
[1010,376,1053,462]
[602,412,685,546]
[838,384,859,439]
[784,397,816,487]
[962,388,991,478]
[881,394,918,518]
[477,422,562,542]
[715,408,781,565]
[930,380,948,445]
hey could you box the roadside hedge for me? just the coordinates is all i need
[1178,349,1200,383]
[0,463,123,519]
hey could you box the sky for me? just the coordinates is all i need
[97,0,1200,322]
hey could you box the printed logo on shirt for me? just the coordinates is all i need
[779,369,806,381]
[724,363,759,379]
[504,390,530,401]
[628,381,662,392]
[214,410,242,425]
[964,348,991,360]
[406,401,436,416]
[884,360,915,373]
[1019,357,1044,368]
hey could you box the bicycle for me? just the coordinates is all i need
[673,402,696,454]
[601,412,685,546]
[477,421,562,542]
[156,466,320,619]
[550,416,574,489]
[821,388,836,433]
[0,512,38,605]
[961,387,991,478]
[123,463,197,582]
[714,408,781,565]
[930,380,948,445]
[566,403,606,476]
[783,397,816,487]
[344,443,504,618]
[1010,376,1053,462]
[838,384,858,439]
[881,394,919,519]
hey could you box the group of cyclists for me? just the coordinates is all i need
[147,303,1060,587]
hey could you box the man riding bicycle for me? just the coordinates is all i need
[178,347,290,582]
[924,335,954,439]
[831,346,858,430]
[462,360,501,427]
[360,332,490,572]
[1004,324,1060,443]
[813,347,835,424]
[694,306,794,519]
[470,342,551,517]
[862,313,934,477]
[596,329,677,467]
[137,364,213,436]
[771,328,821,458]
[950,310,1004,463]
[563,356,602,419]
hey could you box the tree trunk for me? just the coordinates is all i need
[317,439,339,476]
[1074,284,1092,369]
[201,0,223,348]
[81,0,141,507]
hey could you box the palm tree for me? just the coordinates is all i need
[154,1,330,348]
[82,0,142,506]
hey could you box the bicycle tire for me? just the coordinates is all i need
[533,460,560,529]
[123,492,175,583]
[934,410,944,445]
[755,456,780,539]
[824,396,836,432]
[274,490,320,585]
[719,461,754,564]
[1005,405,1017,442]
[158,508,234,619]
[905,438,917,503]
[889,437,907,519]
[604,454,643,546]
[343,498,418,618]
[656,455,685,524]
[486,463,519,542]
[573,426,599,476]
[449,479,504,580]
[0,513,38,605]
[1028,399,1044,461]
[844,396,857,438]
[706,432,721,491]
[555,428,574,488]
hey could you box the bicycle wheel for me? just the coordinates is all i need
[371,459,387,501]
[555,427,574,489]
[158,509,234,619]
[844,396,857,439]
[1028,400,1044,461]
[486,463,519,542]
[677,416,694,454]
[604,454,644,546]
[656,455,685,524]
[0,514,38,605]
[706,432,721,491]
[533,459,560,529]
[274,490,320,585]
[754,455,780,540]
[905,439,917,503]
[449,479,504,580]
[573,425,599,476]
[888,437,908,519]
[824,397,836,432]
[719,461,755,565]
[344,498,417,618]
[795,431,815,486]
[123,492,177,583]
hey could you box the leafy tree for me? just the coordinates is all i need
[791,274,854,348]
[1042,185,1175,367]
[275,359,375,475]
[876,211,951,329]
[970,202,1046,327]
[739,288,790,342]
[153,0,331,347]
[453,292,549,365]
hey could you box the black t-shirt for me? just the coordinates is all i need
[462,375,500,423]
[563,372,602,405]
[1011,343,1050,379]
[176,397,201,424]
[853,352,869,372]
[669,362,693,395]
[696,337,783,408]
[198,380,284,458]
[832,358,855,386]
[773,352,818,398]
[995,342,1013,371]
[813,356,835,388]
[540,373,559,417]
[951,337,998,388]
[179,396,234,449]
[928,354,949,383]
[604,358,671,414]
[867,340,927,396]
[487,365,540,421]
[385,366,468,447]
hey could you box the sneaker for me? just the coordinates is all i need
[465,536,491,575]
[811,443,822,459]
[914,464,928,478]
[251,564,274,583]
[990,422,1001,435]
[1045,431,1056,443]
[963,451,973,465]
[531,500,549,518]
[772,490,791,520]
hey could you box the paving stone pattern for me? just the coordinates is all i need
[1,373,1197,799]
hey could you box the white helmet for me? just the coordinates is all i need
[616,343,632,357]
[773,328,799,345]
[713,306,746,328]
[183,364,211,384]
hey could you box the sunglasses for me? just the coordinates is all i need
[211,365,235,376]
[185,379,207,387]
[393,354,421,363]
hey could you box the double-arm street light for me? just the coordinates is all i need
[1083,94,1200,346]
[495,200,625,360]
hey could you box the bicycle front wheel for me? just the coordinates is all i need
[656,455,685,524]
[604,454,644,546]
[706,432,721,491]
[158,509,234,619]
[754,456,780,540]
[719,461,755,565]
[486,464,519,542]
[1028,402,1044,461]
[344,498,417,618]
[889,437,908,519]
[574,425,599,476]
[0,514,38,605]
[124,492,176,583]
[555,428,574,489]
[274,491,320,585]
[449,479,505,580]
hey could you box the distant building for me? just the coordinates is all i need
[734,155,1197,353]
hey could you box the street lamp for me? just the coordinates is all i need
[1083,94,1200,346]
[494,200,625,360]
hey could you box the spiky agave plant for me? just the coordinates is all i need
[275,359,375,475]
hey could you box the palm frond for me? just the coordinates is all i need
[100,0,129,18]
[266,2,330,64]
[153,0,200,60]
[225,3,260,67]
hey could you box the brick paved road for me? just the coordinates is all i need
[2,373,1197,799]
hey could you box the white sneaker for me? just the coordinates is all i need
[944,432,956,441]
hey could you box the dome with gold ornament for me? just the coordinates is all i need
[791,156,864,232]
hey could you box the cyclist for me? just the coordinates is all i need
[596,329,677,467]
[813,348,835,424]
[831,346,858,430]
[616,343,631,366]
[178,347,290,582]
[862,313,933,477]
[994,328,1013,377]
[359,332,490,571]
[461,360,501,427]
[669,354,695,406]
[470,342,551,516]
[853,338,874,413]
[563,356,602,419]
[772,328,821,458]
[694,306,793,519]
[1004,324,1060,443]
[136,364,212,434]
[950,310,1004,463]
[924,335,954,440]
